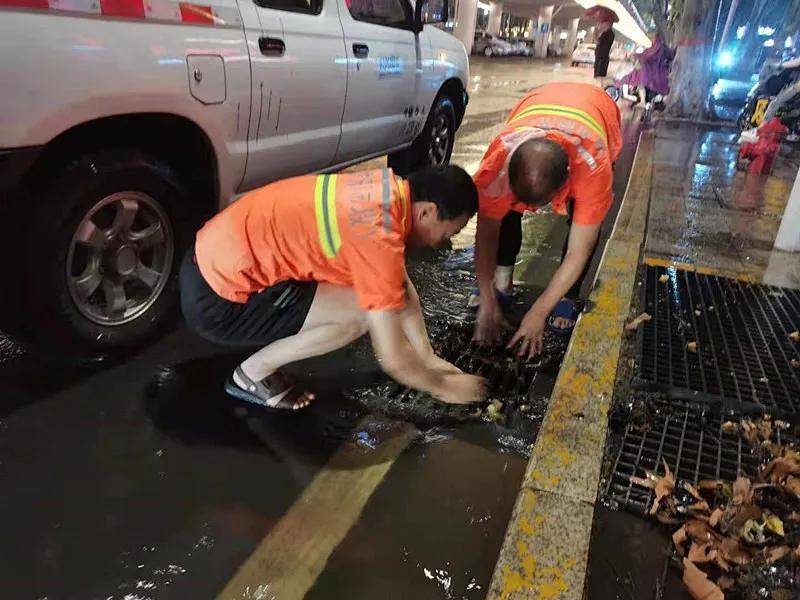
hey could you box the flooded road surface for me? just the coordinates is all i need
[1,58,641,599]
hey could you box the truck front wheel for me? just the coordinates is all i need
[22,150,194,357]
[388,94,457,176]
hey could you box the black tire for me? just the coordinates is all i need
[21,149,198,358]
[388,94,458,176]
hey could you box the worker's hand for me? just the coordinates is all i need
[435,373,487,405]
[425,353,463,375]
[508,309,547,360]
[473,297,506,346]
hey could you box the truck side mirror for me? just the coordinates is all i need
[414,0,449,32]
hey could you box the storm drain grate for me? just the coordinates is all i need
[349,320,567,424]
[636,266,800,414]
[604,400,794,515]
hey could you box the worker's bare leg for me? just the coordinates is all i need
[236,284,367,405]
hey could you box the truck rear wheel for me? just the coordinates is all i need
[388,94,457,176]
[22,150,195,358]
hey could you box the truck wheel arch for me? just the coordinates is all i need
[20,113,219,218]
[437,78,467,129]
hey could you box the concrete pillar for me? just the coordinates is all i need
[453,0,478,55]
[566,17,580,54]
[534,5,553,59]
[775,167,800,251]
[487,1,503,35]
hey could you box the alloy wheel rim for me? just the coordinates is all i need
[66,191,174,326]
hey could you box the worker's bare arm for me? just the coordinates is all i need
[398,276,462,374]
[367,309,485,404]
[510,222,601,357]
[473,213,506,344]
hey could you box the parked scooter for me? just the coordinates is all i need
[738,57,800,131]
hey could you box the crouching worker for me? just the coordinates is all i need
[180,166,486,410]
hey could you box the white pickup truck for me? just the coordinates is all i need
[0,0,469,356]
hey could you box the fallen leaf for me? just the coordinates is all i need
[764,513,785,537]
[791,359,800,368]
[624,312,652,331]
[785,476,800,497]
[685,519,713,542]
[715,554,731,572]
[698,479,722,490]
[673,525,688,554]
[766,545,791,563]
[720,422,737,434]
[682,558,724,600]
[694,309,702,316]
[649,462,676,515]
[688,542,716,563]
[742,519,766,544]
[659,274,670,283]
[684,482,704,501]
[687,341,698,352]
[732,477,752,505]
[718,537,751,565]
[709,508,724,527]
[789,331,800,342]
[763,456,800,484]
[716,575,735,590]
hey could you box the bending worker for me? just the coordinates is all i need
[472,82,622,357]
[180,166,486,410]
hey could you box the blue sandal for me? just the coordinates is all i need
[547,298,583,336]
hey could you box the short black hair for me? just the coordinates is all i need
[508,138,569,208]
[407,165,478,221]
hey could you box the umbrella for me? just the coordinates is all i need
[585,5,619,23]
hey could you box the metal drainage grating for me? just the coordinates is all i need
[636,265,800,414]
[604,400,794,515]
[350,320,567,424]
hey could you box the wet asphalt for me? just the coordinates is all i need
[1,58,641,600]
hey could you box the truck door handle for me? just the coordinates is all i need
[352,43,369,58]
[259,37,285,57]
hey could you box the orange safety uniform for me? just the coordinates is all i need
[195,169,412,312]
[474,82,623,225]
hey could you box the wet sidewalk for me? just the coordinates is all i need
[645,122,800,285]
[584,122,800,599]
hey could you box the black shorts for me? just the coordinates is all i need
[179,249,317,348]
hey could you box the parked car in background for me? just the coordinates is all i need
[509,40,534,57]
[473,31,513,57]
[0,0,468,357]
[571,43,596,66]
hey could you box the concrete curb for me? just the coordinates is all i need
[486,129,655,600]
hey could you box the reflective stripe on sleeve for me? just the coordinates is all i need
[314,174,341,258]
[381,169,392,233]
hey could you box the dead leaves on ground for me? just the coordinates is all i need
[629,415,800,597]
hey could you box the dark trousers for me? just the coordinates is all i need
[495,204,597,301]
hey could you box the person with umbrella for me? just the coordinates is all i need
[585,5,618,86]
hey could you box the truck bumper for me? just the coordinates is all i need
[0,146,42,202]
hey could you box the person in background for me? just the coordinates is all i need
[594,20,615,86]
[180,166,486,410]
[620,33,675,111]
[470,82,622,358]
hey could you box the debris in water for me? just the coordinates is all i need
[659,274,670,283]
[624,312,652,331]
[485,399,504,422]
[791,359,800,369]
[687,341,698,353]
[355,431,378,450]
[789,331,800,342]
[694,309,702,317]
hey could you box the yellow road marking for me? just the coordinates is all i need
[218,418,417,600]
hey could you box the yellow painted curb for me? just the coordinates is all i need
[487,129,655,600]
